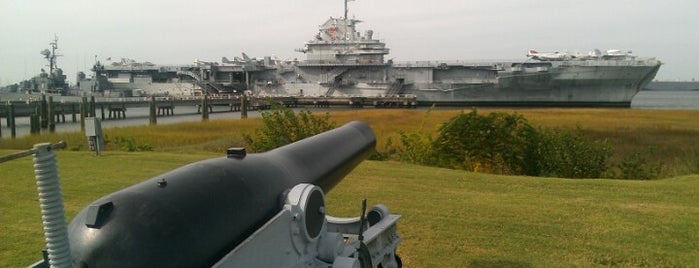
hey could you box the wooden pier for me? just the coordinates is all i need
[0,95,416,138]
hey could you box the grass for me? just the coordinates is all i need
[3,109,699,175]
[2,108,699,266]
[330,161,699,267]
[1,151,697,267]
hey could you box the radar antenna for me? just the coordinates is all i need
[46,35,61,76]
[344,0,355,20]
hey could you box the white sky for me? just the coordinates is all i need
[1,0,698,86]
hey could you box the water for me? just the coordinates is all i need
[2,91,697,140]
[631,91,699,109]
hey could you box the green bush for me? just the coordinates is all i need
[393,107,435,165]
[535,127,612,178]
[111,136,153,152]
[676,149,699,175]
[392,109,613,178]
[431,109,537,174]
[243,103,336,152]
[616,151,663,180]
[396,130,434,165]
[369,137,395,161]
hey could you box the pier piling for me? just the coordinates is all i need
[241,94,248,119]
[157,101,174,116]
[48,96,56,132]
[90,96,96,118]
[108,104,126,119]
[71,104,77,123]
[149,96,157,125]
[202,95,209,121]
[40,95,48,129]
[53,105,65,124]
[30,114,40,134]
[8,103,16,138]
[80,97,87,132]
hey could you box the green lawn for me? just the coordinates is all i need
[2,150,697,267]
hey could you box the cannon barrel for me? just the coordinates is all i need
[67,121,376,267]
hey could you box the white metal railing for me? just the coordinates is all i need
[393,58,660,68]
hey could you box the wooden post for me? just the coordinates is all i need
[90,96,96,118]
[40,95,48,129]
[242,70,249,119]
[48,96,56,132]
[202,95,209,121]
[8,103,16,138]
[80,97,87,132]
[71,103,77,122]
[4,103,9,129]
[149,96,157,125]
[241,94,248,119]
[30,114,41,134]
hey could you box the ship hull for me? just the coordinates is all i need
[251,60,662,106]
[404,63,661,106]
[92,60,660,107]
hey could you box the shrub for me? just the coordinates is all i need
[369,137,395,161]
[392,107,435,165]
[111,136,153,152]
[676,149,699,175]
[243,102,336,152]
[396,130,434,165]
[431,109,537,174]
[393,109,613,178]
[535,127,612,178]
[616,151,663,180]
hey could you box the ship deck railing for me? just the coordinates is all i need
[297,61,390,67]
[393,58,660,68]
[103,64,195,71]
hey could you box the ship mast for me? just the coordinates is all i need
[49,35,60,75]
[344,0,350,20]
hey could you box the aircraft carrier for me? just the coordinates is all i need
[78,1,662,107]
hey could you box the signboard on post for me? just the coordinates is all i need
[84,117,104,155]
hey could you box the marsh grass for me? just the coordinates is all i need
[328,108,699,178]
[2,151,696,267]
[0,119,260,153]
[2,108,698,267]
[2,108,699,176]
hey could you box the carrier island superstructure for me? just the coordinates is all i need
[79,1,662,106]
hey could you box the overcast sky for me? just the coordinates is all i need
[1,0,697,86]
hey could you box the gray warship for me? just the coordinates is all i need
[5,36,70,95]
[80,0,661,106]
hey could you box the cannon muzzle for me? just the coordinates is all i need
[67,121,376,267]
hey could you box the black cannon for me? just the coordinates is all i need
[59,121,401,268]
